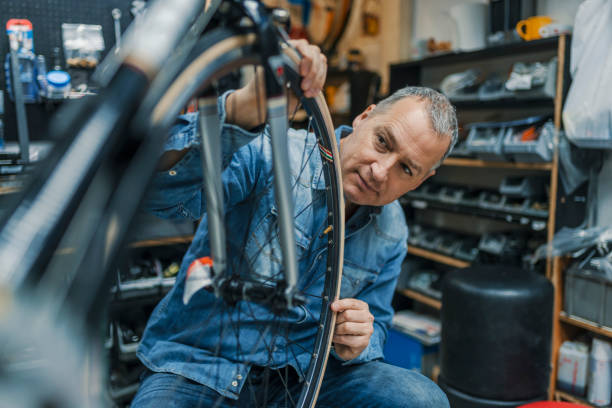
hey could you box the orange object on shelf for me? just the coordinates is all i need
[521,125,539,141]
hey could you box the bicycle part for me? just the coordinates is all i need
[147,26,344,407]
[198,94,232,300]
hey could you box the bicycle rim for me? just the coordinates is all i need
[142,27,344,407]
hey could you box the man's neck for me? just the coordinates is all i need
[345,201,359,222]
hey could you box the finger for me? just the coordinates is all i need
[300,54,313,78]
[331,298,369,312]
[304,58,326,97]
[333,334,369,348]
[334,321,373,336]
[335,309,374,325]
[301,53,319,90]
[291,39,314,77]
[309,61,327,96]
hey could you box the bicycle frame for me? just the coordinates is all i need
[0,0,304,320]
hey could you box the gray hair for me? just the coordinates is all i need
[371,86,458,170]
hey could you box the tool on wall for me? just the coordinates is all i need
[361,0,380,36]
[112,8,122,53]
[4,19,34,162]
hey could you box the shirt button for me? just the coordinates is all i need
[237,374,243,380]
[232,380,238,387]
[168,170,177,176]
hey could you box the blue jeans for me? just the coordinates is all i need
[130,358,449,408]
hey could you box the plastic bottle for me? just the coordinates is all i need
[588,338,612,406]
[5,19,39,103]
[45,47,71,99]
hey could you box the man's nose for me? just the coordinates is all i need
[371,158,393,184]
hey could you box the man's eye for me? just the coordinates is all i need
[377,135,387,146]
[402,164,412,176]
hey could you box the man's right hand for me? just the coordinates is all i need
[226,39,327,129]
[290,39,327,98]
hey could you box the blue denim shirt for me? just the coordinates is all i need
[137,92,409,400]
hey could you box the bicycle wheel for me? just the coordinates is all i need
[137,26,344,407]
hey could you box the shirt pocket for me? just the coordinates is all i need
[243,206,310,283]
[340,260,379,299]
[144,148,203,220]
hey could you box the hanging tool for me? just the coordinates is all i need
[112,8,122,53]
[6,20,31,163]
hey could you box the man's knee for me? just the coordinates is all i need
[320,360,449,407]
[374,363,449,408]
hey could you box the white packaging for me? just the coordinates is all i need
[588,338,612,406]
[557,341,589,396]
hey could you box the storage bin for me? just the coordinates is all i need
[408,224,424,246]
[454,239,480,262]
[422,184,444,200]
[465,122,507,161]
[499,176,547,198]
[116,322,141,362]
[437,233,461,255]
[478,191,506,209]
[420,229,443,250]
[564,263,612,328]
[115,258,162,300]
[439,186,464,204]
[460,189,482,206]
[478,233,508,256]
[503,118,553,163]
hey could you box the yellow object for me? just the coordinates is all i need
[516,16,553,41]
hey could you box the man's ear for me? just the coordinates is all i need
[352,104,377,128]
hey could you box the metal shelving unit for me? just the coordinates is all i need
[390,34,573,401]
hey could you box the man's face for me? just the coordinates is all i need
[339,97,449,207]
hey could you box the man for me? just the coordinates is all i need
[131,40,457,407]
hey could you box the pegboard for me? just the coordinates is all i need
[0,0,138,141]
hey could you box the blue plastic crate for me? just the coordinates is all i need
[383,327,439,372]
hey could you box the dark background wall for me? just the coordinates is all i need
[0,0,136,141]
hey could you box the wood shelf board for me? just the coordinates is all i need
[559,313,612,338]
[0,186,20,195]
[407,245,470,269]
[390,36,564,69]
[442,157,552,170]
[452,97,554,110]
[555,390,596,407]
[129,235,194,248]
[398,289,442,310]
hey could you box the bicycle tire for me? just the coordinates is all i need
[139,26,344,408]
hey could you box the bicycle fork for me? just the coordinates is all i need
[192,90,302,312]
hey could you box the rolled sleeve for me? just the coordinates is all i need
[142,90,265,219]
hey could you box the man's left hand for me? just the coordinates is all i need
[330,298,374,361]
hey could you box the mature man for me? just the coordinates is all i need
[131,41,457,407]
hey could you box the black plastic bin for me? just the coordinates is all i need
[440,265,553,403]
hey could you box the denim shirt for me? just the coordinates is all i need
[137,92,409,400]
